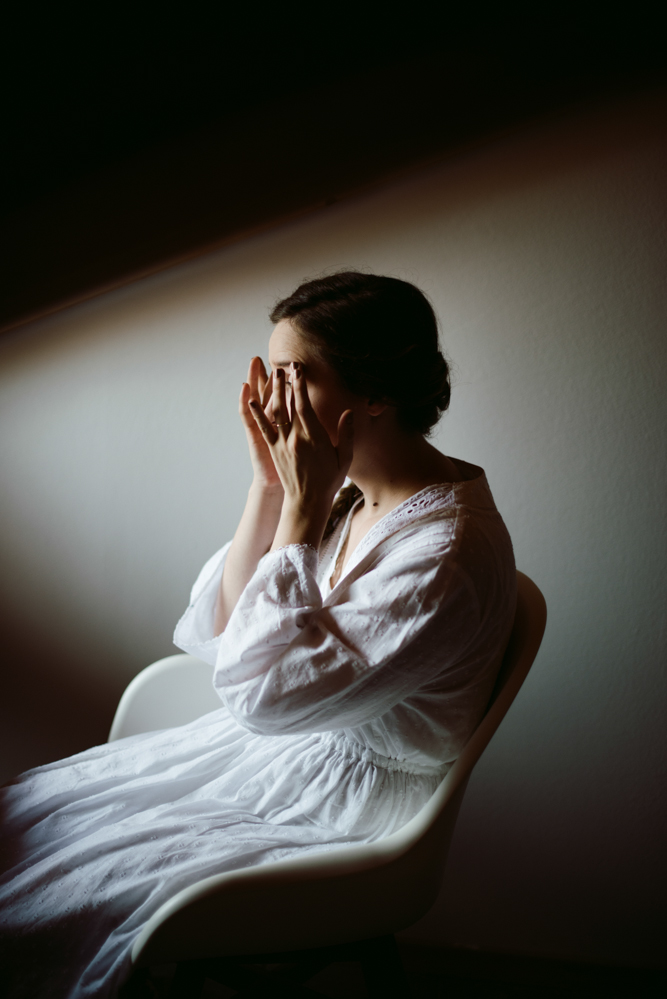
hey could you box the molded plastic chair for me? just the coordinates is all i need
[111,571,546,998]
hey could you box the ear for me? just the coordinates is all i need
[366,399,389,417]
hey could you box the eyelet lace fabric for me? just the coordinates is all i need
[0,466,516,999]
[340,484,457,577]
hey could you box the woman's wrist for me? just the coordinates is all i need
[270,496,333,552]
[248,479,284,504]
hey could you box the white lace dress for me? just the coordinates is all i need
[0,465,515,999]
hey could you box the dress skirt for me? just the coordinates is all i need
[0,707,440,998]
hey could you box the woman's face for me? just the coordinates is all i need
[268,320,359,445]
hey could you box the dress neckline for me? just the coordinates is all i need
[322,460,488,595]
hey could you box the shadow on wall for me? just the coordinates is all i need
[0,85,666,969]
[0,614,118,780]
[0,88,665,790]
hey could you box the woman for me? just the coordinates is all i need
[0,272,515,998]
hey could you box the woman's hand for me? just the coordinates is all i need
[250,363,354,550]
[214,356,286,635]
[239,356,283,492]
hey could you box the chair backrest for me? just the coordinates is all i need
[378,569,548,887]
[132,570,547,965]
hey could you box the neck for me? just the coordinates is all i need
[347,420,462,520]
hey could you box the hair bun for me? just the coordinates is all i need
[271,272,451,436]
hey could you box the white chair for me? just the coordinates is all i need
[112,571,547,998]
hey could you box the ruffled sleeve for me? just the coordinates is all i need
[204,533,480,736]
[172,542,231,665]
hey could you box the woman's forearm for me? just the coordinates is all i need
[270,496,333,554]
[214,483,284,635]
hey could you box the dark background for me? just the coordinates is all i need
[2,1,665,331]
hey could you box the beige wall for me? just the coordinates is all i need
[1,90,665,966]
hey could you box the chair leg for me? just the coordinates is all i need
[168,961,207,999]
[359,935,410,999]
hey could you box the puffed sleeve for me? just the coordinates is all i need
[208,534,481,735]
[172,542,231,665]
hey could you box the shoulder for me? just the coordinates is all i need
[368,472,514,581]
[374,466,504,550]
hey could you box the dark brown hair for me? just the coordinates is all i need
[269,271,451,436]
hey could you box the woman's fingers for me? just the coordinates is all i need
[247,355,271,404]
[240,371,264,427]
[239,381,252,426]
[256,356,269,400]
[249,400,278,443]
[261,370,274,411]
[291,363,321,439]
[272,368,291,433]
[247,357,260,402]
[246,356,275,422]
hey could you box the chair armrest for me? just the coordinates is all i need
[108,654,220,742]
